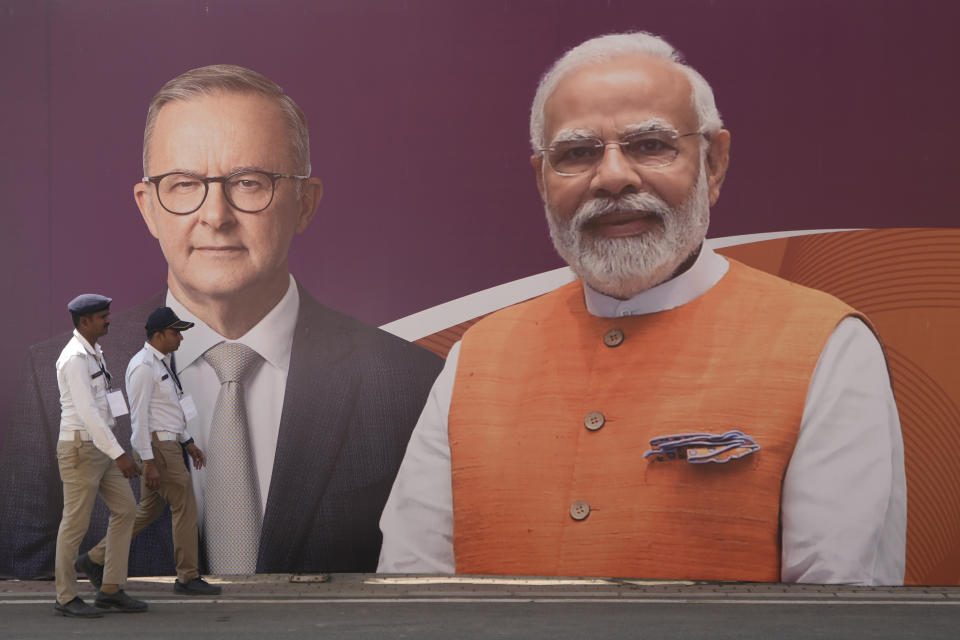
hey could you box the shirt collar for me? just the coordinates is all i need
[165,274,300,374]
[72,329,102,358]
[582,242,729,318]
[144,341,167,363]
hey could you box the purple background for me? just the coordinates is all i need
[2,0,959,435]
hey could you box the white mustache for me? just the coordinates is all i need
[573,193,672,229]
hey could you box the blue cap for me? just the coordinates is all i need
[145,307,195,334]
[67,293,112,316]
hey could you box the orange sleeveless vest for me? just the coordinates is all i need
[449,260,865,581]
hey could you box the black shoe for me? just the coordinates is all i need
[94,589,148,613]
[74,553,104,589]
[54,597,103,618]
[174,577,222,595]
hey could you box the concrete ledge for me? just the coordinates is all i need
[3,573,959,601]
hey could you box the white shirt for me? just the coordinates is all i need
[55,330,124,460]
[126,342,192,461]
[378,245,907,585]
[166,274,299,520]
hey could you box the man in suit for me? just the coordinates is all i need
[1,65,443,578]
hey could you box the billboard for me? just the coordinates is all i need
[1,0,958,585]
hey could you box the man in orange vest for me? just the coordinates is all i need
[378,31,906,584]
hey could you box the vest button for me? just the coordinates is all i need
[584,411,605,431]
[603,328,624,347]
[569,500,591,521]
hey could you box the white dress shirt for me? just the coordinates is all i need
[55,330,124,460]
[166,274,299,521]
[126,342,192,461]
[378,245,907,585]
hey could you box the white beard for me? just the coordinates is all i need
[545,167,711,299]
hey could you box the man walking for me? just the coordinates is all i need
[77,307,220,595]
[54,294,147,616]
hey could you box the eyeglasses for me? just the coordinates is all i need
[142,170,309,214]
[541,129,704,177]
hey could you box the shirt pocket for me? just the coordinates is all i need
[86,357,108,397]
[162,371,181,403]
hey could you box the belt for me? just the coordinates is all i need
[151,430,180,442]
[59,431,92,442]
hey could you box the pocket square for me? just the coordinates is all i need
[644,429,760,464]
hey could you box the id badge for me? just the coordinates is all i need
[106,390,129,417]
[179,393,199,421]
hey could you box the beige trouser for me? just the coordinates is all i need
[55,438,136,605]
[89,438,199,583]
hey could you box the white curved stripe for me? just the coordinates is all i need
[380,266,576,341]
[708,228,859,249]
[379,229,859,341]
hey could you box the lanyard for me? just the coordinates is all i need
[96,358,112,388]
[160,358,184,396]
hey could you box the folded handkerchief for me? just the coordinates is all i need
[644,429,760,464]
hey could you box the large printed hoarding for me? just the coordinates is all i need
[1,0,957,584]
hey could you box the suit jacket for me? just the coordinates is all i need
[0,285,443,577]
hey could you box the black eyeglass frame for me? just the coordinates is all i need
[142,170,310,215]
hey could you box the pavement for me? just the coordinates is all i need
[2,574,959,639]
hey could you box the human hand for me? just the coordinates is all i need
[143,461,161,490]
[115,453,141,478]
[186,443,206,470]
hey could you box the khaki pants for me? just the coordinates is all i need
[89,438,199,583]
[55,439,136,605]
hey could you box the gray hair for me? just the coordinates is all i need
[142,64,311,175]
[529,32,723,151]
